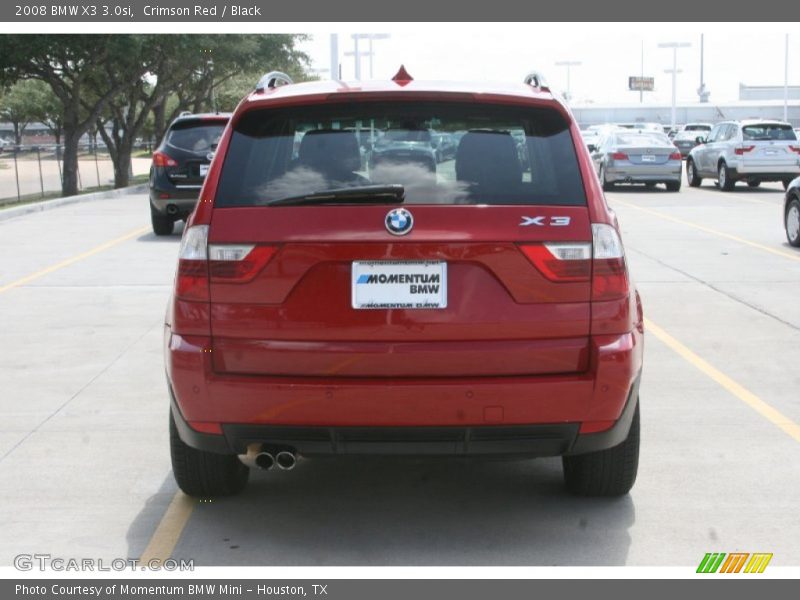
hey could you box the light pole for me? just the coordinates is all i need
[784,34,789,123]
[330,34,339,80]
[554,60,582,102]
[658,41,691,130]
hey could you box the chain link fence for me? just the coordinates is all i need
[0,142,154,206]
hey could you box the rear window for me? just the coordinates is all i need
[215,101,586,206]
[742,124,796,141]
[613,132,671,146]
[684,124,711,131]
[166,120,227,153]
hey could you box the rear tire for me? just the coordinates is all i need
[665,180,681,192]
[170,412,249,497]
[784,179,793,191]
[718,162,735,191]
[562,403,640,497]
[151,206,175,236]
[686,159,702,187]
[786,197,800,248]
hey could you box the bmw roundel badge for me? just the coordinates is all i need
[385,208,414,236]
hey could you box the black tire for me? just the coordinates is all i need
[151,206,174,236]
[783,179,793,191]
[747,180,761,188]
[718,162,735,191]
[600,165,614,192]
[686,159,702,187]
[170,412,249,497]
[665,180,681,192]
[562,403,640,497]
[785,197,800,248]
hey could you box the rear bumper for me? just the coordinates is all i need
[166,326,644,457]
[606,165,682,182]
[149,170,203,217]
[170,375,641,457]
[728,164,800,180]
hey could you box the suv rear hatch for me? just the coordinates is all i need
[204,100,593,379]
[160,117,228,187]
[737,123,800,169]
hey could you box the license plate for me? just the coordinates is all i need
[352,261,447,309]
[764,150,778,156]
[199,164,209,177]
[641,154,656,162]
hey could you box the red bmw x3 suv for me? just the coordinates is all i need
[165,69,644,497]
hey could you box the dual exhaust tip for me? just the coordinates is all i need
[244,446,297,471]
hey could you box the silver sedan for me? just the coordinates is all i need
[591,131,683,192]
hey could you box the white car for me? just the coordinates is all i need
[686,120,800,191]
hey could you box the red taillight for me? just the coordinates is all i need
[611,152,628,160]
[152,150,178,167]
[669,151,682,160]
[175,226,209,301]
[789,145,800,155]
[208,245,278,283]
[520,243,591,282]
[734,146,755,155]
[591,224,629,301]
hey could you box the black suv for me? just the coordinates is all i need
[148,112,230,235]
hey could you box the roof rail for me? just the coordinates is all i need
[178,110,192,117]
[255,71,294,93]
[523,71,549,91]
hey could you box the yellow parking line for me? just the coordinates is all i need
[611,199,800,262]
[0,225,149,293]
[139,492,195,564]
[645,317,800,443]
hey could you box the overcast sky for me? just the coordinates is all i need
[298,23,800,106]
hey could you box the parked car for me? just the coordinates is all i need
[148,112,231,235]
[784,177,800,247]
[591,130,682,191]
[615,122,664,133]
[686,120,800,191]
[682,122,713,134]
[431,132,457,162]
[369,128,438,172]
[673,129,703,158]
[165,68,644,498]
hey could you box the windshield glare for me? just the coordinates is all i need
[215,102,586,207]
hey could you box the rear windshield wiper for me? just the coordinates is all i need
[267,184,405,207]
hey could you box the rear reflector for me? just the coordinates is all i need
[188,421,223,435]
[611,152,628,160]
[734,146,755,155]
[579,420,615,434]
[591,223,629,301]
[519,243,591,282]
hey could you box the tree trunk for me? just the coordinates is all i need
[61,129,81,197]
[152,102,166,145]
[13,123,21,146]
[113,142,133,188]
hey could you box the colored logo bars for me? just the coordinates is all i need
[696,552,773,574]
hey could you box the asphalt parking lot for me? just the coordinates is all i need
[0,179,798,567]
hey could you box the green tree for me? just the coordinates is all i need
[0,80,44,144]
[0,35,152,196]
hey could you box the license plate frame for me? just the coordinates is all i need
[351,260,447,310]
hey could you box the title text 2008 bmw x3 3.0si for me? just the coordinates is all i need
[165,68,644,497]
